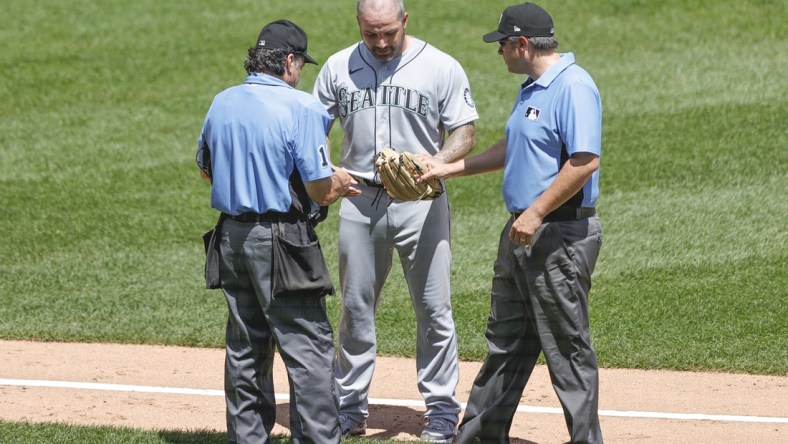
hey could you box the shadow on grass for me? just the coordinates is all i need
[157,428,295,444]
[156,429,292,444]
[157,430,226,443]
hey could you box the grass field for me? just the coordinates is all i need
[1,0,786,441]
[0,419,393,444]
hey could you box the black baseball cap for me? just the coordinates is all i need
[256,19,317,64]
[482,2,554,43]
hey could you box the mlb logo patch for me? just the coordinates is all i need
[525,106,540,121]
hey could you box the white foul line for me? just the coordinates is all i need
[1,378,786,424]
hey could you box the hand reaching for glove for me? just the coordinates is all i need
[374,147,444,201]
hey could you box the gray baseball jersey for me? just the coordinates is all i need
[313,37,479,182]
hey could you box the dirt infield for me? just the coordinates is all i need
[0,340,785,443]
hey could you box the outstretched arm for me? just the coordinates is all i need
[304,168,358,206]
[420,137,507,180]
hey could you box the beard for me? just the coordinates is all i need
[370,36,405,62]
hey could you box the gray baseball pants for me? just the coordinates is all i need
[455,215,603,444]
[219,219,341,444]
[334,184,461,424]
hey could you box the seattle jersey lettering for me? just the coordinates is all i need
[337,84,430,118]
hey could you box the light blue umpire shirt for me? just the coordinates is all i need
[502,52,602,213]
[197,73,332,216]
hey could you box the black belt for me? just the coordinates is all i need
[352,175,384,188]
[511,207,595,222]
[224,212,280,223]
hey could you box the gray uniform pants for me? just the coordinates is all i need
[219,219,340,444]
[456,215,603,444]
[334,184,461,423]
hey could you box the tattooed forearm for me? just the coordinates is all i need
[437,123,476,163]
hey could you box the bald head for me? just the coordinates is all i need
[357,0,405,20]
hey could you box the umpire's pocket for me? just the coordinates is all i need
[271,235,335,299]
[202,213,227,290]
[203,228,221,289]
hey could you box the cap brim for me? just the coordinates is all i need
[304,53,318,64]
[483,30,509,43]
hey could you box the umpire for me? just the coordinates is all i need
[196,19,355,444]
[418,3,604,443]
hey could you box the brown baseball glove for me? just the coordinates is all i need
[374,147,444,201]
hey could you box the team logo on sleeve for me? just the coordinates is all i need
[525,106,540,121]
[464,88,476,108]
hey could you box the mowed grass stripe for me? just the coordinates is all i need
[0,0,785,381]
